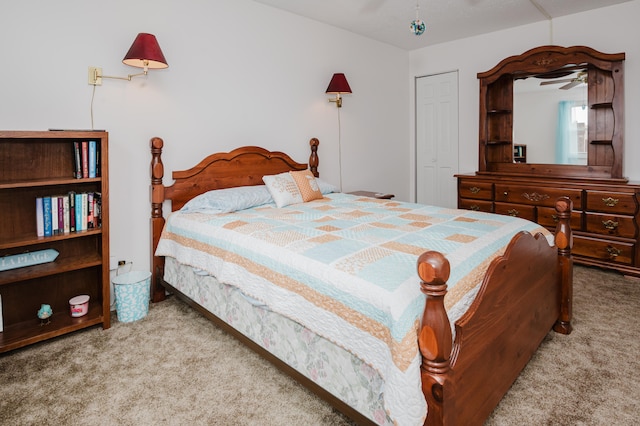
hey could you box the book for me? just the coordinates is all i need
[49,129,105,132]
[93,192,102,228]
[36,197,44,237]
[81,141,89,178]
[57,195,65,234]
[68,191,76,232]
[95,142,100,177]
[63,195,70,233]
[75,193,83,232]
[81,192,88,231]
[73,141,82,179]
[51,196,59,235]
[88,140,96,178]
[43,196,52,237]
[87,192,94,228]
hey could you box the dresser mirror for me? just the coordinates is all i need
[477,45,625,181]
[514,68,589,165]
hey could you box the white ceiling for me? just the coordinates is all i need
[250,0,632,50]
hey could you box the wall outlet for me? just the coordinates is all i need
[88,66,102,86]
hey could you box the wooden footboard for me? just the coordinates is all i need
[417,197,573,425]
[149,138,572,425]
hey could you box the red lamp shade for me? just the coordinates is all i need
[122,33,168,69]
[325,73,352,94]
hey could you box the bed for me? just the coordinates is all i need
[149,136,573,425]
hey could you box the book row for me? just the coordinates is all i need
[73,141,101,179]
[36,192,102,237]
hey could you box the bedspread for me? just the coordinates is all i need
[155,193,551,425]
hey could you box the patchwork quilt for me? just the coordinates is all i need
[155,193,552,425]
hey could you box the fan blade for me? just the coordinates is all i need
[360,0,386,13]
[560,80,582,90]
[540,79,574,86]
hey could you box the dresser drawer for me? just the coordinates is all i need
[459,198,493,213]
[495,184,582,208]
[459,180,493,200]
[573,235,635,265]
[585,190,638,215]
[537,206,582,230]
[584,212,637,239]
[494,202,536,221]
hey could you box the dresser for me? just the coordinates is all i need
[457,174,640,277]
[456,45,638,277]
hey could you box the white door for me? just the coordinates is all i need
[416,71,459,208]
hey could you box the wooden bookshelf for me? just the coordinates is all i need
[0,130,110,352]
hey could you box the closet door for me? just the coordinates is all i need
[416,71,459,208]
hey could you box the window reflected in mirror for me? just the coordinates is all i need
[558,102,588,164]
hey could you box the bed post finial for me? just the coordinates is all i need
[150,136,167,302]
[417,250,453,425]
[309,138,319,177]
[553,196,573,334]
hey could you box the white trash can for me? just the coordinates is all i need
[112,270,151,323]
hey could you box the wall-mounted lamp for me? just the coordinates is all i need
[88,33,168,85]
[326,73,352,108]
[326,73,352,192]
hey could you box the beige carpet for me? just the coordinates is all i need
[1,265,639,425]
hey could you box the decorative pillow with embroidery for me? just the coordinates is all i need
[290,169,323,202]
[262,172,303,208]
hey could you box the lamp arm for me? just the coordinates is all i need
[100,74,133,81]
[101,69,148,81]
[97,61,150,82]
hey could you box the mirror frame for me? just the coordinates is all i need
[477,45,625,181]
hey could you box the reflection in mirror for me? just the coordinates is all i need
[513,70,588,165]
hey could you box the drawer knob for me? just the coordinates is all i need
[503,191,508,197]
[507,209,519,217]
[606,246,621,259]
[602,219,619,231]
[469,187,481,194]
[470,205,480,211]
[551,214,559,223]
[602,197,619,207]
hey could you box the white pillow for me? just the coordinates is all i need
[262,172,303,208]
[180,185,273,213]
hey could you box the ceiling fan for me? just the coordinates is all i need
[539,71,587,90]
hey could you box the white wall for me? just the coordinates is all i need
[3,0,638,275]
[409,0,640,197]
[0,0,409,272]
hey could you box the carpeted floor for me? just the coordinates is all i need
[1,265,639,425]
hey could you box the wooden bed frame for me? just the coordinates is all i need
[149,136,573,425]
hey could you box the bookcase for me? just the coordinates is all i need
[0,130,110,353]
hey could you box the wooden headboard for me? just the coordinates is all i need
[149,136,320,301]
